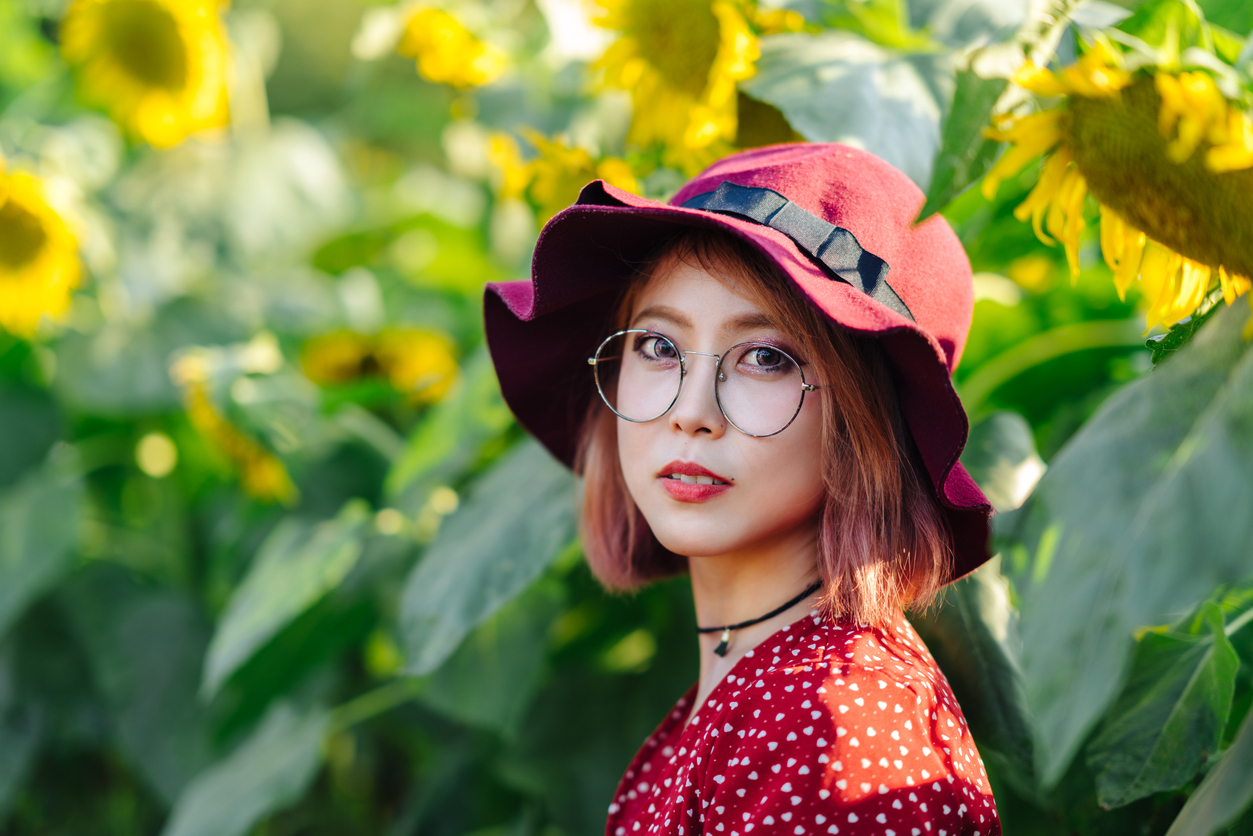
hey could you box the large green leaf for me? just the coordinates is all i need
[400,439,576,675]
[1003,301,1253,786]
[0,647,39,822]
[59,565,214,805]
[918,69,1006,220]
[0,452,84,638]
[415,579,564,736]
[1086,604,1239,808]
[202,501,370,697]
[160,702,328,836]
[741,31,953,188]
[1165,706,1253,836]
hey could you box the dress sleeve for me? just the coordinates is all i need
[695,665,999,836]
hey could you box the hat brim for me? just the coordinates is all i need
[485,180,991,582]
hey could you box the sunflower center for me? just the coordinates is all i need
[101,0,189,91]
[1068,76,1253,279]
[0,198,48,270]
[623,0,720,97]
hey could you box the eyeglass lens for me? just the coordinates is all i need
[592,331,806,436]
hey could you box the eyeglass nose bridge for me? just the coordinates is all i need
[677,349,727,382]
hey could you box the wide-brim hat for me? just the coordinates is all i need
[484,142,992,582]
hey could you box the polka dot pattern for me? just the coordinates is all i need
[606,611,999,836]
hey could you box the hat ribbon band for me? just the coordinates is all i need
[679,181,915,323]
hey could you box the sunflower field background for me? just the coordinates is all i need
[2,0,1253,832]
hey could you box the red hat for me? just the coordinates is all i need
[483,142,992,582]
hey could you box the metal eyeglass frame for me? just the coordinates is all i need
[586,328,820,438]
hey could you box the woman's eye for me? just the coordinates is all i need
[635,335,678,360]
[746,346,783,367]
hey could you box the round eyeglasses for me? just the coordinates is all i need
[587,329,819,437]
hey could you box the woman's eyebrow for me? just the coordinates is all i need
[630,305,692,328]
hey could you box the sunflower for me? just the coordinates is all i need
[60,0,230,147]
[0,165,82,338]
[301,327,458,405]
[982,41,1253,331]
[594,0,762,171]
[397,6,506,89]
[489,129,638,225]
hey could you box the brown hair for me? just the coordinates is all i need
[574,228,952,626]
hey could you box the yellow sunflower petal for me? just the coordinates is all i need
[1139,242,1184,331]
[1014,145,1073,245]
[1013,64,1067,97]
[1205,110,1253,173]
[1219,266,1252,306]
[1099,204,1146,301]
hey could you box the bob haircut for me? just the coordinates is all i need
[574,228,952,626]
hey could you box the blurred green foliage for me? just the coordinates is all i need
[1,0,1252,834]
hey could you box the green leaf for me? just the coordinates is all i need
[159,702,328,836]
[909,0,1031,48]
[741,32,953,188]
[1118,0,1204,49]
[384,347,514,507]
[1165,706,1253,836]
[0,385,62,490]
[59,566,214,805]
[202,501,370,697]
[1086,604,1239,808]
[0,451,84,638]
[1003,301,1253,786]
[400,439,576,675]
[0,648,39,823]
[919,69,1007,221]
[1197,0,1253,37]
[909,560,1036,789]
[1146,303,1222,366]
[960,410,1046,512]
[416,579,564,736]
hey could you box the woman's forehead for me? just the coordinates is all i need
[630,259,773,332]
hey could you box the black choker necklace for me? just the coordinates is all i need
[696,580,823,657]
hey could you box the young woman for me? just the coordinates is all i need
[485,143,999,835]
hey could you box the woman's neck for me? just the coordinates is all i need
[683,528,822,725]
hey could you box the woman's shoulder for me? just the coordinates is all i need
[688,611,998,833]
[714,610,952,709]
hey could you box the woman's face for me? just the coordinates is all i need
[615,256,827,559]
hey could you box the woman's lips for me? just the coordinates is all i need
[657,460,732,502]
[659,478,732,502]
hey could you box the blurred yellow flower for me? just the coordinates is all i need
[397,6,506,88]
[490,130,639,224]
[0,166,82,338]
[595,0,759,171]
[983,43,1253,330]
[302,327,458,404]
[171,357,298,505]
[374,328,458,403]
[60,0,230,147]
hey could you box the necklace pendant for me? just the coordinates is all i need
[714,627,731,657]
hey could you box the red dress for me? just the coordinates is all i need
[606,611,999,836]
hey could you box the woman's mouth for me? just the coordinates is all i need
[657,461,732,502]
[662,473,729,485]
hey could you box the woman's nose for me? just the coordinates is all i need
[668,353,726,438]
